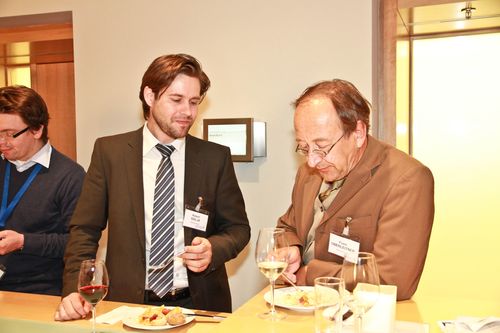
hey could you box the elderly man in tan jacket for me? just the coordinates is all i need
[278,79,434,301]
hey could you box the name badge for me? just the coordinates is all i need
[328,233,360,263]
[183,196,209,231]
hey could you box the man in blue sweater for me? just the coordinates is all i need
[0,85,85,295]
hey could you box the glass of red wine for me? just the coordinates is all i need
[78,259,109,333]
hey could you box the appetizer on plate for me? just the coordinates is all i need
[280,290,316,307]
[138,306,186,326]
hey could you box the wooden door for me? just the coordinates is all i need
[0,16,76,161]
[31,61,76,160]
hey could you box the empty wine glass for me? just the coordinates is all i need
[78,259,109,333]
[255,227,289,321]
[340,252,380,333]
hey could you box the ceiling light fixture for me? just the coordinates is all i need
[461,2,477,20]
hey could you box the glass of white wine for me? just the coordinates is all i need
[255,227,289,321]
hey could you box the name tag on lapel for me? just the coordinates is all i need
[183,208,209,231]
[328,233,360,263]
[183,197,209,231]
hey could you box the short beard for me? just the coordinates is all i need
[150,110,193,140]
[158,120,192,140]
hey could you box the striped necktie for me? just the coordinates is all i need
[149,143,176,298]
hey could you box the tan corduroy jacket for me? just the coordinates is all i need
[278,135,434,300]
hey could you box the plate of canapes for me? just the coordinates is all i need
[122,306,194,330]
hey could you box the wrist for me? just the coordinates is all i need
[18,233,24,251]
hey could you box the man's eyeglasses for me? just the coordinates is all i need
[295,133,344,159]
[0,126,30,141]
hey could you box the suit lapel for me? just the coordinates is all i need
[125,128,146,252]
[322,136,382,222]
[183,135,202,243]
[300,172,322,240]
[322,165,372,221]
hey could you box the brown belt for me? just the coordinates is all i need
[144,288,190,302]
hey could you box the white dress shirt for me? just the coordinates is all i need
[5,142,52,172]
[142,124,188,290]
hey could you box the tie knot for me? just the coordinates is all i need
[318,178,346,203]
[156,144,175,158]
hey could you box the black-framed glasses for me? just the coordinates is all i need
[295,132,344,159]
[0,126,30,141]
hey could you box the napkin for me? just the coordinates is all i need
[95,305,145,324]
[344,285,397,333]
[439,317,500,333]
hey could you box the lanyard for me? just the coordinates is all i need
[0,162,42,228]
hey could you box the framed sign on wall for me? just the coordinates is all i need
[203,118,254,162]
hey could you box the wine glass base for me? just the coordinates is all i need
[258,310,287,321]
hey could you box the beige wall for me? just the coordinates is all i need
[0,0,372,309]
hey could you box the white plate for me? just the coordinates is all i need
[264,286,315,312]
[122,307,195,330]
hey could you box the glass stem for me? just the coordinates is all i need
[269,279,276,315]
[92,305,96,333]
[354,313,363,333]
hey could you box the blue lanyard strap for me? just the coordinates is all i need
[0,162,42,228]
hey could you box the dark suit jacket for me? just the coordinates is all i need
[62,128,250,312]
[278,135,434,300]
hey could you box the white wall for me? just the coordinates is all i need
[0,0,372,309]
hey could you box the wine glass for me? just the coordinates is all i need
[78,259,109,333]
[340,252,380,333]
[255,227,289,321]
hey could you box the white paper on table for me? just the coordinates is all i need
[344,285,397,333]
[439,317,500,333]
[95,305,145,324]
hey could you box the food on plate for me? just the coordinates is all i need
[164,307,186,326]
[138,306,166,326]
[279,290,315,307]
[138,306,186,326]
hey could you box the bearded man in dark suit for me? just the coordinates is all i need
[55,54,250,320]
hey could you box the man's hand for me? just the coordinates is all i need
[281,246,302,284]
[54,292,92,321]
[181,237,212,273]
[294,265,308,285]
[0,230,24,255]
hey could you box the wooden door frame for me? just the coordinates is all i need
[373,0,496,148]
[373,0,403,146]
[0,23,72,44]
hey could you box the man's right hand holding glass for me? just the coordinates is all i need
[54,293,92,321]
